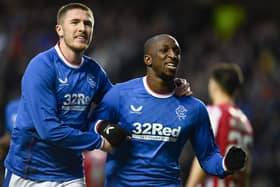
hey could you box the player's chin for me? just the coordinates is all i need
[166,70,177,78]
[161,73,176,81]
[73,43,89,52]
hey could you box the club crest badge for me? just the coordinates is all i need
[175,105,187,120]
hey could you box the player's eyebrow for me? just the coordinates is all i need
[69,18,93,25]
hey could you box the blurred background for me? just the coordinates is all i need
[0,0,279,186]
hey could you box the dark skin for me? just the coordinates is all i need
[144,34,181,94]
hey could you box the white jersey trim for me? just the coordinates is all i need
[142,76,174,98]
[55,44,84,69]
[207,105,222,136]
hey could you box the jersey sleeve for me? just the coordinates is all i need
[86,65,113,129]
[92,66,113,104]
[5,99,20,133]
[189,102,227,177]
[21,56,102,151]
[89,86,120,131]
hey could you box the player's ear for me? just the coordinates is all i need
[144,54,152,67]
[56,24,63,38]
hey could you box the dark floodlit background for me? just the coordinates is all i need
[0,0,279,186]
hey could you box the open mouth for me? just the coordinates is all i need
[166,63,177,70]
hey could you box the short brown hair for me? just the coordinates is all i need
[56,3,94,24]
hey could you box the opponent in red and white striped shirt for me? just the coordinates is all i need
[186,63,253,187]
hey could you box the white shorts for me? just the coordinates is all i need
[4,169,86,187]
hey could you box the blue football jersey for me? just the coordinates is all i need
[5,44,112,182]
[5,98,20,133]
[93,76,226,187]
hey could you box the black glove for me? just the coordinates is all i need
[96,121,130,147]
[224,146,246,172]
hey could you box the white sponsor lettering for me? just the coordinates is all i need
[132,122,181,142]
[62,93,91,111]
[132,134,177,142]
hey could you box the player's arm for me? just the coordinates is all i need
[191,103,246,177]
[186,106,222,187]
[190,102,227,177]
[95,120,130,147]
[90,86,130,150]
[185,157,207,187]
[22,56,103,151]
[186,146,246,187]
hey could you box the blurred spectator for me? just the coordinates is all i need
[185,63,254,187]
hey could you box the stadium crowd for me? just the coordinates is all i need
[0,0,279,186]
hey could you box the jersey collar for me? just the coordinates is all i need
[55,44,84,69]
[142,76,174,98]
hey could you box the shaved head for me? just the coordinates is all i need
[144,34,178,55]
[143,33,181,83]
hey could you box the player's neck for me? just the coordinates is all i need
[58,41,83,65]
[212,92,234,105]
[146,75,175,94]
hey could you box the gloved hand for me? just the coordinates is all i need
[96,121,130,147]
[224,146,246,172]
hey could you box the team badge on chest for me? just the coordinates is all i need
[175,105,187,120]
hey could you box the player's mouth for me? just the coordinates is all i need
[166,62,177,70]
[75,35,88,42]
